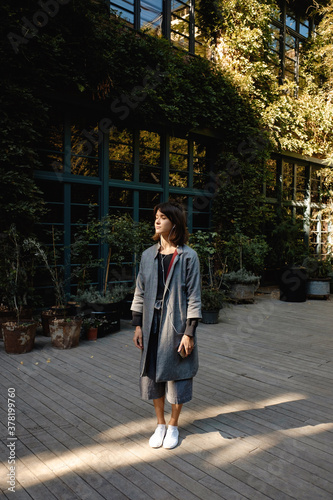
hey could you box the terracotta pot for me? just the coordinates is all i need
[41,306,73,336]
[2,322,37,354]
[86,327,98,341]
[49,317,82,349]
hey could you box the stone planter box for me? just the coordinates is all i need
[307,278,330,299]
[228,283,258,302]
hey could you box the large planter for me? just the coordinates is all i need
[2,322,37,354]
[228,282,258,302]
[121,293,134,320]
[41,305,74,336]
[307,278,330,299]
[0,310,16,340]
[201,310,220,324]
[49,318,82,349]
[279,266,307,302]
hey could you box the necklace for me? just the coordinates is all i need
[160,254,167,286]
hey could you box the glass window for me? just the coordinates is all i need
[264,159,277,198]
[286,12,296,31]
[39,112,64,173]
[269,25,280,54]
[36,181,64,231]
[71,184,99,206]
[71,119,99,176]
[192,206,210,230]
[139,190,161,222]
[169,137,188,187]
[71,185,99,223]
[311,170,320,203]
[295,165,307,201]
[139,130,161,183]
[282,162,294,201]
[109,0,196,54]
[109,188,133,215]
[170,0,191,51]
[140,0,163,34]
[299,20,309,38]
[193,142,208,189]
[110,0,135,26]
[109,128,134,181]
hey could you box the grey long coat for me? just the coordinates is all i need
[131,243,202,382]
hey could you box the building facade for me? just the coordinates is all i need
[32,0,330,298]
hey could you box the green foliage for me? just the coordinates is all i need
[0,226,38,322]
[268,214,309,267]
[71,208,103,291]
[101,213,151,287]
[189,230,224,289]
[222,233,270,274]
[82,315,108,330]
[201,287,226,311]
[223,268,260,284]
[303,255,332,279]
[75,284,129,305]
[24,237,66,308]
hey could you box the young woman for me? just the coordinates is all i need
[131,201,201,449]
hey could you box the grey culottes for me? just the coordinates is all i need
[140,309,193,405]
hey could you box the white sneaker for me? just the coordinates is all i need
[163,426,179,449]
[149,424,166,448]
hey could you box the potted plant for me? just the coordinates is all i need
[222,232,270,277]
[223,268,260,302]
[25,233,82,345]
[220,232,264,302]
[49,316,82,349]
[270,216,308,302]
[0,226,38,354]
[82,315,108,340]
[189,231,226,324]
[74,283,128,335]
[70,209,103,293]
[121,219,151,319]
[304,256,331,299]
[201,287,226,324]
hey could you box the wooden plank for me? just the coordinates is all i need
[1,295,333,500]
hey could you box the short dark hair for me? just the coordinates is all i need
[152,201,189,246]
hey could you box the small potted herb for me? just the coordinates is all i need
[82,316,108,341]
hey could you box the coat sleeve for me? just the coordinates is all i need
[130,257,145,314]
[186,251,202,320]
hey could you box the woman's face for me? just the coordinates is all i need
[155,210,173,238]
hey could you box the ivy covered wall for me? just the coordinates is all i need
[1,0,333,270]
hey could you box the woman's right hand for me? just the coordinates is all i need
[133,326,143,350]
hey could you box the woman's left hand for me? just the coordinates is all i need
[178,334,194,357]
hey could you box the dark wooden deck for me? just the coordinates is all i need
[1,291,333,499]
